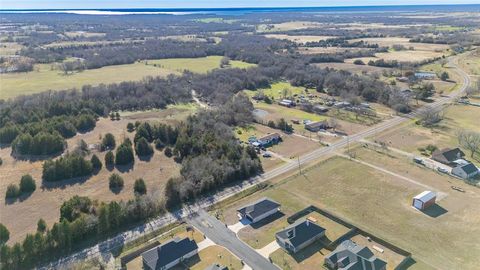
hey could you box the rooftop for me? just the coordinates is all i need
[276,218,325,249]
[237,197,280,220]
[142,237,198,270]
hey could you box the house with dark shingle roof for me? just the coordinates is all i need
[432,148,465,166]
[142,237,198,270]
[305,120,330,132]
[452,162,479,179]
[275,218,325,254]
[237,197,281,223]
[204,264,228,270]
[325,240,387,270]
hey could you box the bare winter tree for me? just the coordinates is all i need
[418,106,445,126]
[457,130,480,158]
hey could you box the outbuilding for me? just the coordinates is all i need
[412,191,436,210]
[452,163,479,179]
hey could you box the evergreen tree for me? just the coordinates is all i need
[37,219,47,233]
[134,178,147,195]
[105,151,115,168]
[109,173,124,190]
[0,223,9,245]
[115,142,134,165]
[19,174,36,193]
[90,154,102,172]
[126,122,135,132]
[135,137,153,156]
[5,184,20,199]
[101,133,116,151]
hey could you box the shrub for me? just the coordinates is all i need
[127,122,135,132]
[164,147,173,157]
[134,178,147,195]
[109,173,124,190]
[91,154,102,171]
[20,174,36,193]
[0,157,2,166]
[0,223,9,245]
[135,137,154,156]
[353,59,365,65]
[154,139,165,150]
[105,151,115,168]
[101,133,116,151]
[5,184,20,199]
[37,219,47,233]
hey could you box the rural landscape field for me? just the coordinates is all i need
[1,3,480,270]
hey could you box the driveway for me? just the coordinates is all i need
[187,209,279,270]
[256,241,280,258]
[228,221,249,234]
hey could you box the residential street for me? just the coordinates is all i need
[186,209,280,270]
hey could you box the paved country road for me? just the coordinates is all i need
[41,57,471,269]
[187,209,279,270]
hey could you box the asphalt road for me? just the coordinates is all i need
[41,56,471,270]
[187,209,279,270]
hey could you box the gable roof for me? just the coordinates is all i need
[457,163,479,175]
[276,218,325,249]
[326,240,386,270]
[305,120,329,129]
[413,191,436,203]
[142,237,198,270]
[432,148,465,163]
[237,197,280,220]
[258,133,281,143]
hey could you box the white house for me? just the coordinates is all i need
[452,163,479,179]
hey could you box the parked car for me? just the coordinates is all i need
[262,152,272,158]
[437,167,449,174]
[413,157,424,164]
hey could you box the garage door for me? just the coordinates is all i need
[413,199,423,209]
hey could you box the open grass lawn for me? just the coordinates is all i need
[178,245,243,270]
[375,104,480,165]
[420,61,462,88]
[147,55,255,74]
[315,62,390,74]
[457,49,480,75]
[221,155,480,269]
[0,62,176,100]
[0,42,24,56]
[0,56,255,100]
[120,103,199,125]
[245,81,310,100]
[348,50,446,65]
[0,116,185,244]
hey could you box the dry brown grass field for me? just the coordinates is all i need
[219,154,480,269]
[348,37,450,52]
[347,50,445,65]
[0,113,191,243]
[264,34,335,44]
[315,62,390,74]
[297,46,367,54]
[256,21,324,32]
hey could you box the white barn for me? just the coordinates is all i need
[412,191,436,210]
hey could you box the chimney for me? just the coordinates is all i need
[306,219,310,226]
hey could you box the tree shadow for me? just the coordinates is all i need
[4,191,34,205]
[115,162,134,173]
[291,240,327,263]
[421,204,448,218]
[11,151,63,162]
[250,211,285,229]
[41,175,91,190]
[109,187,123,194]
[138,153,153,162]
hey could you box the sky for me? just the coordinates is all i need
[1,0,479,10]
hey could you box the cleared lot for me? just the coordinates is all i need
[348,37,451,52]
[264,34,335,44]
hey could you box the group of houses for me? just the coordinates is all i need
[432,148,479,179]
[237,198,387,270]
[248,133,282,148]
